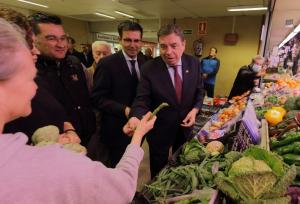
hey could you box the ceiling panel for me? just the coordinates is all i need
[0,0,268,21]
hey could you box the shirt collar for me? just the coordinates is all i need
[122,49,137,61]
[166,59,182,69]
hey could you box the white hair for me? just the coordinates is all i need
[92,41,112,52]
[0,18,27,81]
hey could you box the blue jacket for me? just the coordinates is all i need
[200,56,220,85]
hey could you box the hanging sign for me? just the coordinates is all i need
[183,29,193,35]
[198,21,207,35]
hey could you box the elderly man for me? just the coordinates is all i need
[91,20,147,167]
[124,24,204,177]
[228,55,265,99]
[29,13,96,146]
[85,41,112,92]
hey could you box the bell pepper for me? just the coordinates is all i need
[271,106,286,117]
[264,109,283,126]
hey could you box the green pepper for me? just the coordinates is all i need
[273,142,300,155]
[271,132,300,148]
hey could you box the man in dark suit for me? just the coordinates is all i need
[79,44,94,68]
[124,24,204,177]
[91,20,146,167]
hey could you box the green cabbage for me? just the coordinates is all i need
[228,157,273,177]
[243,146,284,177]
[215,146,295,203]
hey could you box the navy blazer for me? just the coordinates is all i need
[130,53,204,148]
[91,51,146,145]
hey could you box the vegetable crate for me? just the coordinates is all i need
[231,121,253,152]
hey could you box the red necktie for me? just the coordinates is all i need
[172,65,182,102]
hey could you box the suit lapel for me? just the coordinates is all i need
[118,51,132,78]
[157,57,180,106]
[137,54,146,70]
[181,54,192,104]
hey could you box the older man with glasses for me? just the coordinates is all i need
[91,20,147,167]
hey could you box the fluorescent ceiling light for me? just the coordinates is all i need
[17,0,48,8]
[115,11,134,18]
[95,12,116,19]
[279,24,300,48]
[227,6,267,12]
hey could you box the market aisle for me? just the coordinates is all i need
[137,141,151,191]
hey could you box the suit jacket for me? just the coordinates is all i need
[129,54,203,148]
[91,51,146,146]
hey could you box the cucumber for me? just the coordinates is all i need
[273,142,300,155]
[282,154,300,165]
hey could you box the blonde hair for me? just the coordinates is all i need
[0,18,27,80]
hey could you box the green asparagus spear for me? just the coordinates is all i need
[150,102,169,119]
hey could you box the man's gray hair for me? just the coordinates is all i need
[0,18,27,81]
[92,41,112,52]
[157,24,185,41]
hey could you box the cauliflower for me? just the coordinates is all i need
[32,125,59,145]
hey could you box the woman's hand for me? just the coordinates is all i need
[131,112,157,145]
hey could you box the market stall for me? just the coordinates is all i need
[134,73,300,204]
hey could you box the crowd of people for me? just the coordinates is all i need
[0,7,268,203]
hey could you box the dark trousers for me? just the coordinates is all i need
[87,130,110,166]
[148,128,187,178]
[204,83,215,98]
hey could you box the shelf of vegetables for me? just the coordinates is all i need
[134,75,300,204]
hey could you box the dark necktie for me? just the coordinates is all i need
[129,60,138,82]
[172,65,182,102]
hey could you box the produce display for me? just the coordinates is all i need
[144,139,242,202]
[138,74,300,204]
[31,125,87,154]
[271,131,300,185]
[198,93,248,141]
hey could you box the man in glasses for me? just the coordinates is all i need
[91,20,147,167]
[29,13,96,147]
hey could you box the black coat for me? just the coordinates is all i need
[4,83,67,144]
[129,54,204,148]
[35,55,96,145]
[228,65,259,99]
[91,51,147,146]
